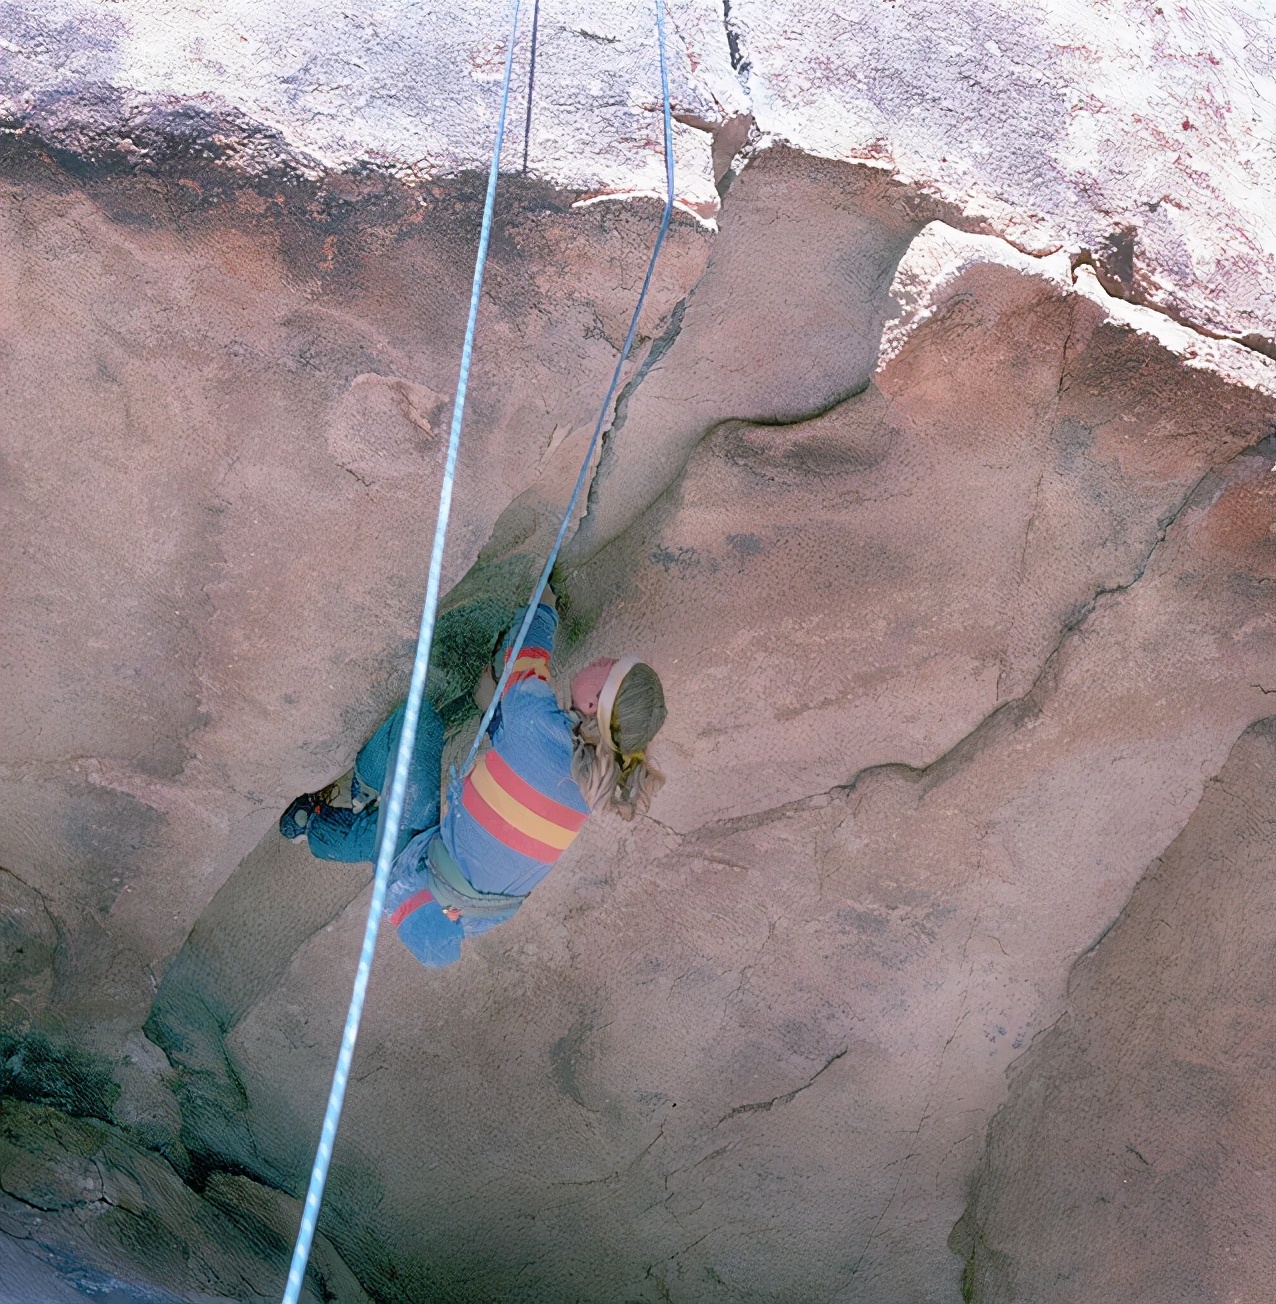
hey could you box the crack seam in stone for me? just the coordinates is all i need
[576,296,690,534]
[716,1046,848,1125]
[661,434,1271,846]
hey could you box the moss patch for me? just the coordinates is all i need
[0,1029,120,1122]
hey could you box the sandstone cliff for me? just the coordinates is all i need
[2,3,1274,1301]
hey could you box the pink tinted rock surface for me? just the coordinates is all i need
[0,155,707,1018]
[2,4,1276,1300]
[954,717,1276,1303]
[222,255,1276,1300]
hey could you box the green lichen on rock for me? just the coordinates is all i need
[0,1096,369,1302]
[0,1029,121,1123]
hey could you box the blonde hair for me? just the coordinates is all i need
[571,663,667,820]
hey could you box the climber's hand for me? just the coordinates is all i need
[539,581,558,612]
[473,666,497,712]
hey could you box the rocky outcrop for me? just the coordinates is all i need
[953,717,1276,1303]
[2,3,1275,1301]
[0,1097,367,1302]
[728,0,1276,349]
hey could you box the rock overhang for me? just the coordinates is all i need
[3,4,1276,1302]
[4,0,1275,355]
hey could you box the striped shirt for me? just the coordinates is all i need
[439,604,590,898]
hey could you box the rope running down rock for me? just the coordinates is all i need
[279,3,525,1298]
[460,1,675,778]
[282,3,674,1300]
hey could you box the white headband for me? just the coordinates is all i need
[597,655,640,757]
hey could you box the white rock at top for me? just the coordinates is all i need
[0,0,736,212]
[2,0,1274,343]
[732,0,1276,342]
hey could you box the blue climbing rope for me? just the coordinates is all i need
[521,0,542,174]
[279,2,524,1299]
[462,0,676,775]
[282,5,673,1299]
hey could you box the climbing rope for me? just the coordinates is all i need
[462,0,675,776]
[282,5,673,1300]
[279,3,525,1299]
[521,0,542,174]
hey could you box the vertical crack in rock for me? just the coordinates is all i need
[722,1,752,82]
[579,296,690,526]
[565,149,928,567]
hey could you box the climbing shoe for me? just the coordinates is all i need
[279,793,320,842]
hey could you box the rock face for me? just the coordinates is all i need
[953,717,1276,1303]
[730,0,1276,346]
[0,1097,368,1303]
[2,4,1275,1302]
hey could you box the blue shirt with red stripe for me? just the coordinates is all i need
[439,603,590,898]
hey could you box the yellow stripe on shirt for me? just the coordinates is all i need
[468,753,578,852]
[509,654,550,678]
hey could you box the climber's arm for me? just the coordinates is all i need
[472,589,559,712]
[497,600,559,673]
[473,666,497,712]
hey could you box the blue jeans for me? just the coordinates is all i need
[306,701,446,864]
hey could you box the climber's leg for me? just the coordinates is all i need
[304,803,382,863]
[385,857,464,967]
[349,709,397,795]
[279,701,447,862]
[352,700,448,859]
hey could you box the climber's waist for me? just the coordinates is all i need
[422,833,526,923]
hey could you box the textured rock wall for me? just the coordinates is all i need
[953,717,1276,1303]
[2,3,1276,1301]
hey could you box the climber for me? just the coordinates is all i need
[278,585,667,967]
